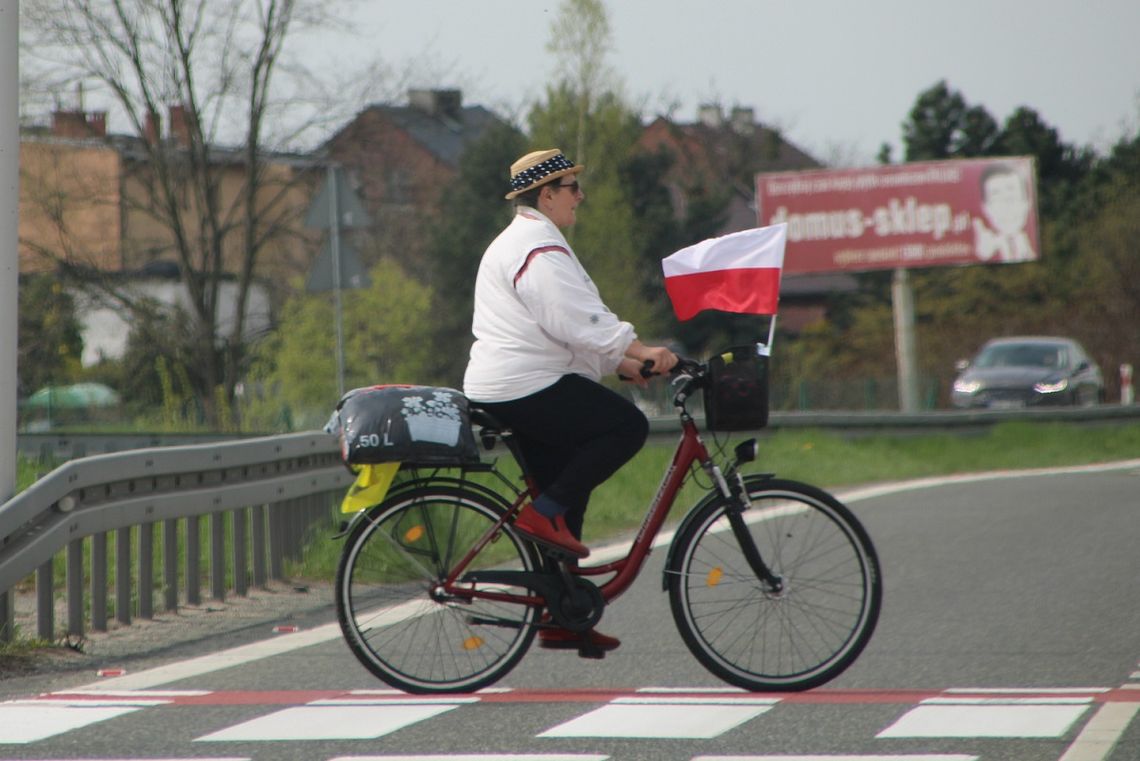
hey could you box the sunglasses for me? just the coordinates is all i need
[555,180,581,193]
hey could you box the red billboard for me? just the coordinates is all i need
[756,157,1039,275]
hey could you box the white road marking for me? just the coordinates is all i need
[695,755,978,761]
[878,702,1090,738]
[1058,701,1140,761]
[194,702,462,742]
[328,755,609,761]
[0,701,147,744]
[538,697,774,739]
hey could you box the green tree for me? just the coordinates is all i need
[246,259,438,430]
[22,0,343,426]
[546,0,615,165]
[422,121,527,385]
[17,275,84,396]
[529,3,661,339]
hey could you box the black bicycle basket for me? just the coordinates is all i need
[703,346,770,431]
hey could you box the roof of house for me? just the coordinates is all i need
[331,89,503,168]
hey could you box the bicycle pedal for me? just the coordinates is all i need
[577,644,606,660]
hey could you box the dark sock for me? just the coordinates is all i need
[533,493,566,519]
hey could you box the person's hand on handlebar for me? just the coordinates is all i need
[619,341,679,386]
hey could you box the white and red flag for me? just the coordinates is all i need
[661,223,787,321]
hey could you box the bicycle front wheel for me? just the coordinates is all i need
[336,484,542,694]
[667,477,881,691]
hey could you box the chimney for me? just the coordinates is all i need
[698,104,722,129]
[87,111,107,137]
[409,88,463,120]
[143,109,161,145]
[730,106,755,136]
[168,104,195,145]
[51,109,107,139]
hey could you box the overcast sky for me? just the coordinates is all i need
[299,0,1140,165]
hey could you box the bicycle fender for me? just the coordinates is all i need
[332,474,515,541]
[661,472,774,591]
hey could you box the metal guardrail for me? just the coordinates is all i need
[0,432,352,642]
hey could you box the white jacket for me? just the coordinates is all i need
[463,207,637,402]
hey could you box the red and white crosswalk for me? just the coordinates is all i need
[3,683,1139,758]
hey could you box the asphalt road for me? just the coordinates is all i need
[2,460,1139,761]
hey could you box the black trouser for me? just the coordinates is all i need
[478,374,649,539]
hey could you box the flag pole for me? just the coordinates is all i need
[758,314,777,356]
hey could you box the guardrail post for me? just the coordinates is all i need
[233,507,248,597]
[115,527,131,625]
[163,519,178,612]
[186,515,201,605]
[0,589,12,642]
[36,562,53,640]
[66,539,84,637]
[251,504,267,588]
[269,500,285,581]
[210,511,225,601]
[139,522,154,619]
[92,532,108,631]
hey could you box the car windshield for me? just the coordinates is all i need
[974,343,1067,370]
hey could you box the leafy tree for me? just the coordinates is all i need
[545,0,615,166]
[16,275,84,396]
[245,259,437,430]
[21,0,341,426]
[422,121,527,386]
[529,3,660,339]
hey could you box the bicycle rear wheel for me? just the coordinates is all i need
[336,484,542,694]
[667,477,881,691]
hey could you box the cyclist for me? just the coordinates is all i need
[463,148,677,651]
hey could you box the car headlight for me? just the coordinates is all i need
[1034,377,1069,394]
[953,379,982,394]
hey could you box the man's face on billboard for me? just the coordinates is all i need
[982,172,1030,235]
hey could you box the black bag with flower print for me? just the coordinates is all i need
[329,385,481,466]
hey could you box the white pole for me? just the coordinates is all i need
[1,0,19,504]
[892,267,920,412]
[1,0,20,636]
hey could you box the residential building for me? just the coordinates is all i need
[18,105,308,364]
[639,104,858,332]
[319,89,507,277]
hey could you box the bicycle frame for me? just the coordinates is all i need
[441,397,722,610]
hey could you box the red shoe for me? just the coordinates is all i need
[538,626,621,652]
[513,504,590,559]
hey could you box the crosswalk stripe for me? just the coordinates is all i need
[194,702,463,742]
[877,702,1091,738]
[538,700,774,739]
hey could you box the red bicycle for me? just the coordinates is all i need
[335,350,882,694]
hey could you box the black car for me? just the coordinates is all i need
[951,336,1104,409]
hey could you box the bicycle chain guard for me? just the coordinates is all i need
[546,575,605,633]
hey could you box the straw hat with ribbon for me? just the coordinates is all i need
[505,149,584,199]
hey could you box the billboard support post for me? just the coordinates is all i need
[892,268,920,412]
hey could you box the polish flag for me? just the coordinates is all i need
[661,223,787,321]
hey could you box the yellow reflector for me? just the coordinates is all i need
[707,566,724,587]
[403,525,425,543]
[463,636,484,651]
[340,461,400,514]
